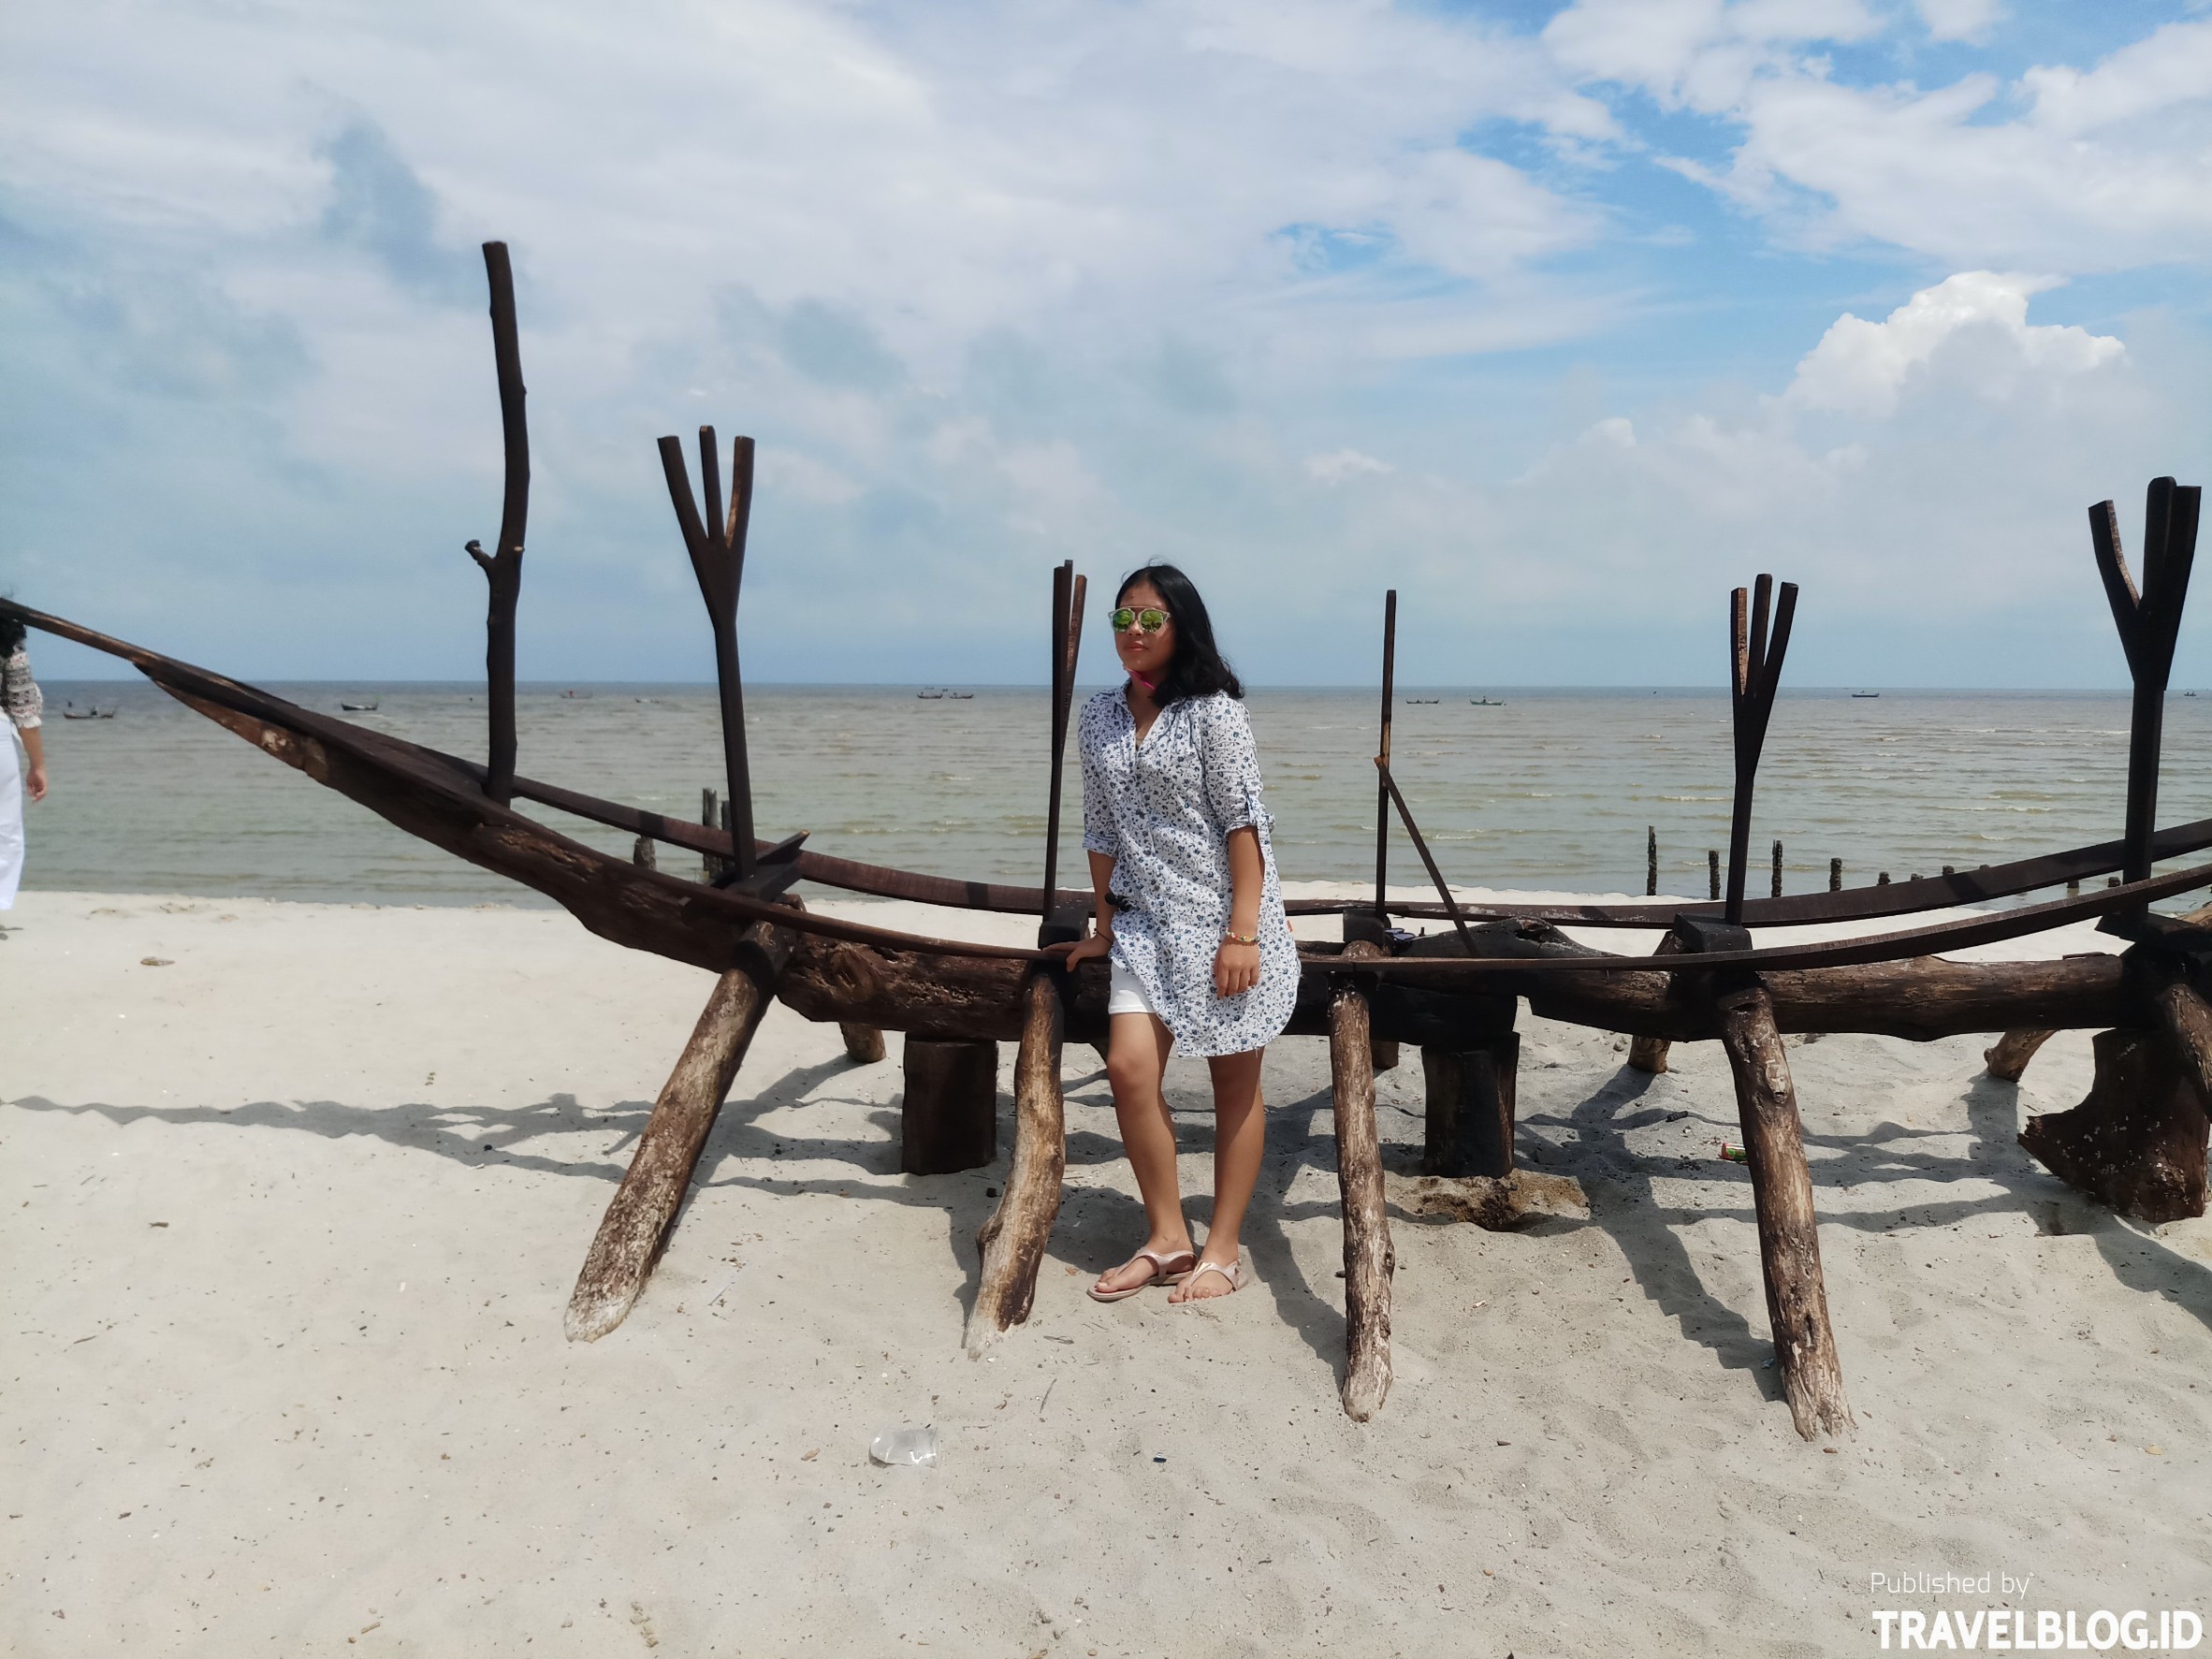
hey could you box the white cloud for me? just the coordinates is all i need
[1305,447,1395,483]
[1784,271,2123,416]
[1916,0,2002,44]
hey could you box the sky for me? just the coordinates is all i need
[5,0,2211,687]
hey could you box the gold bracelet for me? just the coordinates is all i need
[1221,927,1259,946]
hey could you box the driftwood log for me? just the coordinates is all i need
[1626,930,1685,1072]
[902,1040,997,1175]
[838,1022,886,1064]
[1331,942,1395,1421]
[1985,1028,2057,1082]
[966,970,1068,1356]
[566,920,793,1342]
[1714,978,1854,1440]
[1420,1037,1519,1178]
[2020,1018,2210,1224]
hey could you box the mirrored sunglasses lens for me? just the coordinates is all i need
[1110,607,1137,631]
[1139,609,1167,631]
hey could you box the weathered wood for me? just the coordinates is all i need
[1713,979,1853,1440]
[1371,1039,1401,1073]
[1331,942,1394,1421]
[565,922,792,1342]
[903,1039,997,1175]
[1626,929,1686,1072]
[966,971,1068,1356]
[838,1022,885,1064]
[1984,1028,2056,1082]
[2020,1022,2209,1224]
[1419,1037,1519,1177]
[632,834,656,870]
[2154,978,2212,1111]
[464,240,528,807]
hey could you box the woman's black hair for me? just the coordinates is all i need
[0,609,23,655]
[1116,561,1242,705]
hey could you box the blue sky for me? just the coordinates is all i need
[5,0,2211,686]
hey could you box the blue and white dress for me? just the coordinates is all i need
[1078,687,1299,1057]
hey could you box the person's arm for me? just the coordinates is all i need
[1055,848,1119,965]
[20,724,46,802]
[1214,825,1263,996]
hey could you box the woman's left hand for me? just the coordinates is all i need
[1213,937,1260,998]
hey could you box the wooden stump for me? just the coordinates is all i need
[1419,1037,1519,1177]
[1713,979,1854,1441]
[1330,945,1395,1422]
[903,1038,998,1175]
[838,1022,886,1064]
[2020,1020,2209,1224]
[1984,1028,2055,1083]
[565,922,792,1342]
[966,971,1068,1357]
[1371,1039,1401,1073]
[1626,930,1687,1074]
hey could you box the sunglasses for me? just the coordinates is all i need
[1109,605,1171,633]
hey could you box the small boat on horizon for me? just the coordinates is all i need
[340,700,380,713]
[1851,691,1880,699]
[1404,697,1439,705]
[1470,697,1506,706]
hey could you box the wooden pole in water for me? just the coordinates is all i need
[1330,940,1394,1421]
[1709,850,1720,900]
[1647,825,1658,896]
[566,919,793,1341]
[968,969,1069,1356]
[1828,857,1841,892]
[1771,839,1783,898]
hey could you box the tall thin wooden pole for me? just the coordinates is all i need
[1040,560,1085,940]
[465,240,529,806]
[1724,575,1797,925]
[1374,589,1397,915]
[2091,480,2201,886]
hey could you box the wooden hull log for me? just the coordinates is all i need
[1331,945,1395,1421]
[966,970,1068,1357]
[838,1023,886,1064]
[1713,979,1855,1440]
[2020,1019,2211,1224]
[903,1039,998,1175]
[565,920,793,1342]
[1984,1028,2057,1082]
[1420,1037,1520,1178]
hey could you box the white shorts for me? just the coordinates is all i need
[1107,958,1158,1018]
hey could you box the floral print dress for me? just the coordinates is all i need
[1078,687,1299,1057]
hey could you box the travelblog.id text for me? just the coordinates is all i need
[1867,1575,2203,1651]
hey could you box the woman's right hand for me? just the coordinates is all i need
[1048,932,1113,967]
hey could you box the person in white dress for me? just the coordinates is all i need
[1052,564,1297,1303]
[1,612,50,910]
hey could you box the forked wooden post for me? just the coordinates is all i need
[967,969,1069,1356]
[1331,940,1395,1421]
[1711,971,1853,1439]
[1724,575,1797,924]
[464,240,529,806]
[1983,1027,2055,1082]
[566,919,793,1341]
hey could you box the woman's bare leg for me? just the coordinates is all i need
[1094,1011,1193,1295]
[1171,1047,1265,1302]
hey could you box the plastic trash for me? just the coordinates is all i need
[1720,1144,1750,1164]
[868,1426,937,1467]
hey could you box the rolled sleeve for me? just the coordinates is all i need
[1199,696,1267,836]
[3,649,40,730]
[1081,739,1119,855]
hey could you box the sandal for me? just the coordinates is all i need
[1086,1247,1197,1303]
[1171,1256,1246,1302]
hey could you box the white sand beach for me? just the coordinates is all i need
[4,888,2209,1656]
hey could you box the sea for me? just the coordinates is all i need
[21,680,2212,910]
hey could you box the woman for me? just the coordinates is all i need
[1053,564,1298,1303]
[1,611,49,910]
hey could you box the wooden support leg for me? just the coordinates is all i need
[903,1039,998,1175]
[839,1023,886,1064]
[1419,1037,1520,1177]
[966,971,1068,1357]
[1984,1028,2056,1083]
[1627,929,1685,1073]
[1714,980,1854,1441]
[565,922,792,1343]
[2020,1020,2210,1224]
[1330,962,1395,1422]
[1371,1039,1401,1073]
